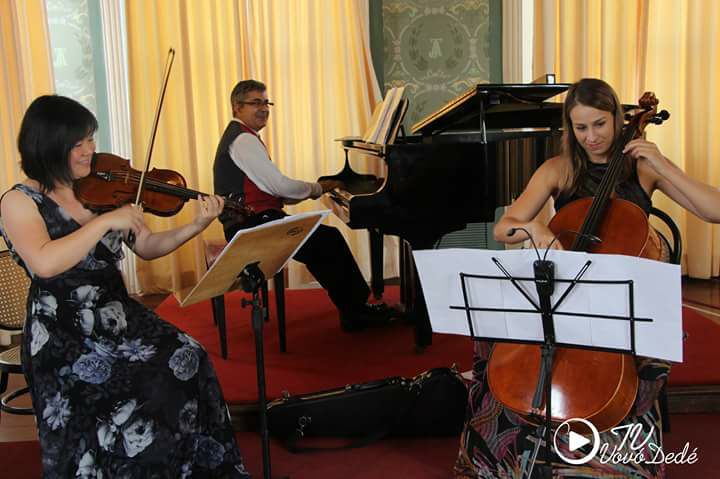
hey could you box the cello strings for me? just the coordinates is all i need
[575,123,636,249]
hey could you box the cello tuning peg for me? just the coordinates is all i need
[649,110,671,125]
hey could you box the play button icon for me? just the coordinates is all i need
[568,430,591,451]
[553,418,601,465]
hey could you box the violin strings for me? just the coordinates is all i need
[105,170,198,194]
[104,169,219,201]
[100,169,247,212]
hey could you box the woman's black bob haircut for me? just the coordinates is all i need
[17,95,98,192]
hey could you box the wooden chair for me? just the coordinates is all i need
[204,239,287,359]
[650,207,682,265]
[0,250,33,418]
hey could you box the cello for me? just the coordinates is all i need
[487,92,670,433]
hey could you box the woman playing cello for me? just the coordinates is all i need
[454,78,719,478]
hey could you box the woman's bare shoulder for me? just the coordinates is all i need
[542,154,571,170]
[537,155,572,186]
[1,181,42,213]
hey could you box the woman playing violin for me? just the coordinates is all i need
[455,78,719,478]
[0,95,250,477]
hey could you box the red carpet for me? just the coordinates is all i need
[1,433,459,479]
[155,286,718,400]
[6,414,719,479]
[155,286,473,404]
[4,291,719,477]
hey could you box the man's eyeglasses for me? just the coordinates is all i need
[239,100,274,107]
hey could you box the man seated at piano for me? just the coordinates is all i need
[213,79,393,331]
[454,77,720,478]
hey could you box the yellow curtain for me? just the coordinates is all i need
[0,0,54,195]
[533,0,720,278]
[0,0,53,343]
[126,0,381,293]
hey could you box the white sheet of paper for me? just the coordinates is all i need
[413,248,683,362]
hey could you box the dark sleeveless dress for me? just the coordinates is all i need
[554,161,652,214]
[454,163,671,478]
[0,184,250,478]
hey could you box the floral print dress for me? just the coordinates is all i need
[1,184,250,478]
[454,342,669,478]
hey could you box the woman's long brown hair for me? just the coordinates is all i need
[562,78,628,196]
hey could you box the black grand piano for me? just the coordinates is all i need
[320,82,569,349]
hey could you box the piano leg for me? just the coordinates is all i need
[369,229,384,299]
[400,238,435,352]
[399,239,408,306]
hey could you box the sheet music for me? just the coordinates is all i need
[363,86,406,144]
[362,101,385,143]
[387,98,409,144]
[413,248,683,362]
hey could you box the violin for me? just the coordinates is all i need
[73,49,249,230]
[74,152,253,221]
[487,93,671,433]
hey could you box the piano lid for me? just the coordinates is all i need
[411,83,570,136]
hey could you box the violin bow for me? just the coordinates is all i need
[134,47,176,206]
[127,48,175,245]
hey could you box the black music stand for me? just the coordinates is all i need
[452,255,652,478]
[177,211,328,479]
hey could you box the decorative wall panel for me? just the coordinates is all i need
[382,0,494,126]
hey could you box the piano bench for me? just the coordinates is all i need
[203,238,288,359]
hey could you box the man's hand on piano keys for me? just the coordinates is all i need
[318,179,344,193]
